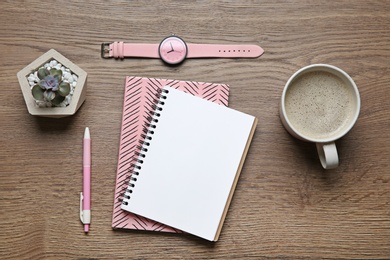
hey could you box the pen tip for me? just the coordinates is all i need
[84,224,89,233]
[84,127,90,139]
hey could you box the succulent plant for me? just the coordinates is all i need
[31,67,71,106]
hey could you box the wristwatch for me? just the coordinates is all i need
[101,35,264,65]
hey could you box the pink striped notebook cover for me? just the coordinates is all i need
[112,76,230,232]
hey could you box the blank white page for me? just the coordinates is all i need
[121,86,257,241]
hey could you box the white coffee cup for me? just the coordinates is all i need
[280,64,360,169]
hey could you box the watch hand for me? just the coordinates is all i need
[167,50,174,53]
[169,43,174,51]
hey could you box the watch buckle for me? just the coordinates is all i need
[101,43,110,58]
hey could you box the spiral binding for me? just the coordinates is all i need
[122,88,169,206]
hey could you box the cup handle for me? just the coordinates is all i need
[316,142,339,169]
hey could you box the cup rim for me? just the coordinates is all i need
[281,64,361,143]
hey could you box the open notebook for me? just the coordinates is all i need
[121,86,257,241]
[112,76,230,232]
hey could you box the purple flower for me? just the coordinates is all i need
[40,75,60,91]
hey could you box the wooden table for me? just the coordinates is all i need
[1,1,389,259]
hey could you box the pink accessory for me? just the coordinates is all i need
[80,127,91,233]
[101,35,264,65]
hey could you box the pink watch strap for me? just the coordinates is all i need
[108,42,159,59]
[105,41,264,59]
[187,44,264,58]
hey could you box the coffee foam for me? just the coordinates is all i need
[285,71,355,140]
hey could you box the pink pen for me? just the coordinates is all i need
[80,127,91,233]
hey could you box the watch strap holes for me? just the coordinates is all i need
[218,49,251,53]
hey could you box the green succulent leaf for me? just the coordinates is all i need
[43,90,55,101]
[50,68,62,79]
[51,94,66,106]
[31,84,45,101]
[58,82,71,97]
[37,68,50,80]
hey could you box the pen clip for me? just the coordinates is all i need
[80,192,84,223]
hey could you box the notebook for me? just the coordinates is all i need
[112,76,230,232]
[121,86,258,241]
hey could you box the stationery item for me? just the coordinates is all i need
[101,35,264,65]
[280,64,360,169]
[80,127,91,232]
[112,76,230,232]
[121,86,258,241]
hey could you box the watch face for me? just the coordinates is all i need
[158,36,188,65]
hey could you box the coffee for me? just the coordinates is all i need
[284,71,356,140]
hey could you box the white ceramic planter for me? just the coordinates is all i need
[17,49,87,118]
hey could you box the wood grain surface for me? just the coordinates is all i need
[1,1,389,259]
